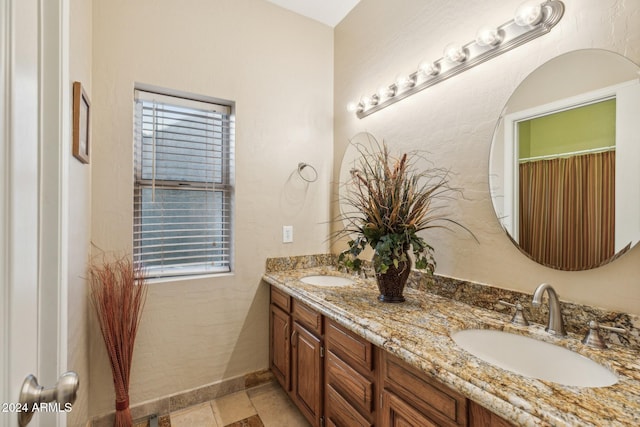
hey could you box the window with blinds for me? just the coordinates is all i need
[134,89,234,278]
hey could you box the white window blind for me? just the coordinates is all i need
[134,89,234,278]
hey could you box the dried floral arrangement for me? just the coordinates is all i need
[90,256,147,427]
[335,135,475,276]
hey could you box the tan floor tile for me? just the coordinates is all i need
[170,402,218,427]
[246,382,280,400]
[211,391,258,426]
[248,383,310,427]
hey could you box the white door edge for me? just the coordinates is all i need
[1,0,11,414]
[39,0,70,424]
[1,0,70,426]
[1,0,41,425]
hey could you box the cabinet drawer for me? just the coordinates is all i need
[382,353,467,427]
[326,385,372,427]
[380,390,438,427]
[326,320,373,373]
[292,299,322,335]
[326,351,374,416]
[270,286,291,312]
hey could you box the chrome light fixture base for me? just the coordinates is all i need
[354,0,564,119]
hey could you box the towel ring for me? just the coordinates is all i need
[297,162,318,183]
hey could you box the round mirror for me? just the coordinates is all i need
[489,49,640,270]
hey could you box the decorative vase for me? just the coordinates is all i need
[373,252,412,303]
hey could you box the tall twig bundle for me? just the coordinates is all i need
[90,256,147,427]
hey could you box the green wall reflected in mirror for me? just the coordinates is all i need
[518,99,615,160]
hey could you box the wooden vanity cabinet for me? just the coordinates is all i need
[291,300,324,427]
[269,287,291,391]
[380,389,440,427]
[468,401,515,427]
[379,352,514,427]
[269,286,324,427]
[291,321,324,426]
[325,319,376,427]
[270,286,514,427]
[380,352,467,427]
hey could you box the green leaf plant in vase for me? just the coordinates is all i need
[335,135,475,303]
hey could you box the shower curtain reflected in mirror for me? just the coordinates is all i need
[519,151,615,270]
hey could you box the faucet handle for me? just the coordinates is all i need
[581,320,627,349]
[499,300,530,326]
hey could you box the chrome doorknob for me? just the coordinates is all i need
[18,371,79,426]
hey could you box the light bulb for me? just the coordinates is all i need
[418,61,440,76]
[475,26,503,47]
[395,74,415,90]
[346,101,363,113]
[377,85,395,100]
[360,94,378,107]
[514,1,543,27]
[443,43,467,63]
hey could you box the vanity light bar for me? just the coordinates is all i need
[349,0,565,119]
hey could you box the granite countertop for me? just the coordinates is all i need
[263,266,640,427]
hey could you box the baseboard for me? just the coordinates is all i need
[91,369,274,427]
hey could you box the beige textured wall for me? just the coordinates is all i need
[68,0,92,425]
[90,0,333,418]
[333,0,640,314]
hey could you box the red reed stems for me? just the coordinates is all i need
[90,257,147,427]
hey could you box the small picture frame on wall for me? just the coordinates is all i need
[72,81,90,164]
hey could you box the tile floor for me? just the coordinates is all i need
[169,382,311,427]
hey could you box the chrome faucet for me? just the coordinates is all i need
[532,283,566,336]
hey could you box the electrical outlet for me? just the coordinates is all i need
[282,225,293,243]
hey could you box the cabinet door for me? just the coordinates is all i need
[291,322,323,427]
[468,401,515,427]
[270,304,291,390]
[380,390,438,427]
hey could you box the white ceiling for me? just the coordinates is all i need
[265,0,360,27]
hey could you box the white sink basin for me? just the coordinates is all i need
[300,275,354,287]
[451,329,618,388]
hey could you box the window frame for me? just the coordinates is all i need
[133,84,235,280]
